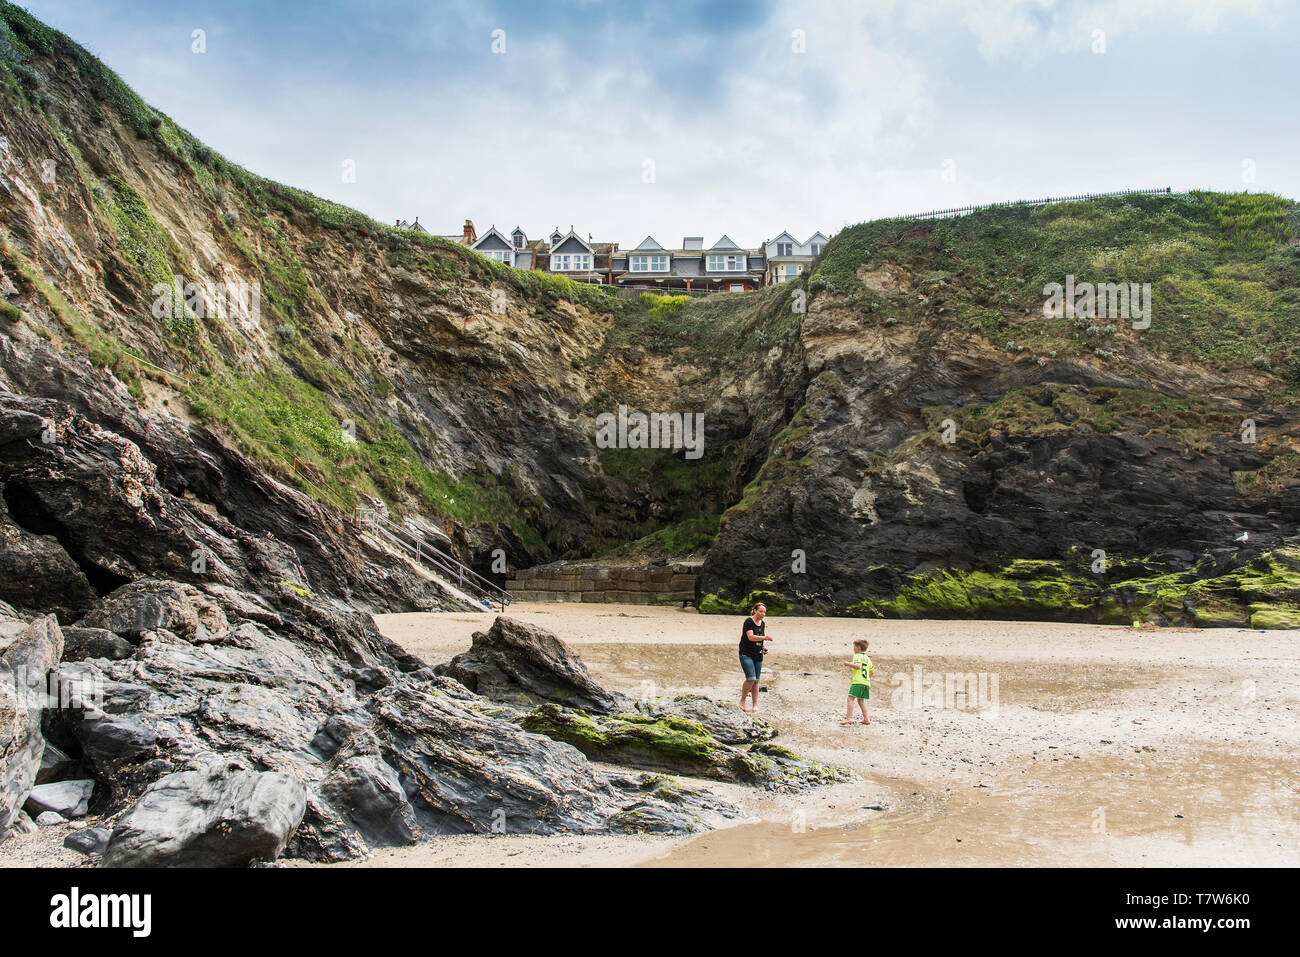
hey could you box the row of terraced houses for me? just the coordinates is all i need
[395,218,831,292]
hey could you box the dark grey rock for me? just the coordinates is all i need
[437,615,627,713]
[320,730,419,848]
[101,762,309,867]
[62,627,135,662]
[24,778,94,818]
[64,826,110,856]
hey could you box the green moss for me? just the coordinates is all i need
[848,549,1300,627]
[0,302,21,322]
[102,176,174,288]
[811,191,1300,380]
[183,368,546,549]
[698,588,793,616]
[1247,604,1300,630]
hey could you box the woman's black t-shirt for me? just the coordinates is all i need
[739,617,765,658]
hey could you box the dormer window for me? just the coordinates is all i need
[513,231,525,249]
[630,255,669,272]
[708,254,747,272]
[810,243,822,256]
[776,242,793,256]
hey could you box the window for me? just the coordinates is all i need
[553,254,591,271]
[782,264,800,280]
[481,249,512,264]
[776,242,793,256]
[811,243,822,256]
[707,254,746,272]
[513,232,524,249]
[630,255,669,272]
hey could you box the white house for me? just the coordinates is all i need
[764,230,830,283]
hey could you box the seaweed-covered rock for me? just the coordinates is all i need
[518,703,849,791]
[635,694,776,745]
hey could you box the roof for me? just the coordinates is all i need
[471,226,514,251]
[552,230,595,254]
[709,235,741,250]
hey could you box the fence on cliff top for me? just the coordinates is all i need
[898,186,1175,221]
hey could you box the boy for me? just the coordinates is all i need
[841,639,872,725]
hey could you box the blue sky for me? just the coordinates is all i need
[22,0,1300,247]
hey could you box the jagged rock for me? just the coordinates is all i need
[10,809,37,834]
[61,626,135,662]
[64,826,111,856]
[24,779,94,818]
[635,694,776,745]
[437,615,627,713]
[79,579,204,642]
[101,762,309,868]
[319,730,419,848]
[0,614,63,839]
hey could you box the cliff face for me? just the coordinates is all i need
[700,201,1300,625]
[1,4,1298,627]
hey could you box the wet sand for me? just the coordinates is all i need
[363,604,1300,867]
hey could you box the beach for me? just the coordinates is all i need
[355,603,1300,867]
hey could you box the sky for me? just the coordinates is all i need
[21,0,1300,248]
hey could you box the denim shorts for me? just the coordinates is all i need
[740,653,762,682]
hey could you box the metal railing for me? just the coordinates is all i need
[352,505,513,609]
[899,187,1174,221]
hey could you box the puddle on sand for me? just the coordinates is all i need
[642,748,1300,867]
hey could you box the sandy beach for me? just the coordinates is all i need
[346,603,1300,868]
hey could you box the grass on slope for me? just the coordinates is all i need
[811,191,1300,385]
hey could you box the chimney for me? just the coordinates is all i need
[395,219,401,227]
[463,220,477,244]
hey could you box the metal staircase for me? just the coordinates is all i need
[350,505,513,610]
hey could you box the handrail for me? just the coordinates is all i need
[352,505,513,609]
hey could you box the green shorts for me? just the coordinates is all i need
[849,683,870,700]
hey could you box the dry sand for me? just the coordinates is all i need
[358,603,1300,868]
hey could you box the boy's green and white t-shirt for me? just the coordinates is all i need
[851,653,872,686]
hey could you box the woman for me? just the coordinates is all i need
[738,602,771,712]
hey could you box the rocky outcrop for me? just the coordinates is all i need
[438,615,627,713]
[0,612,62,839]
[11,583,751,864]
[433,615,835,789]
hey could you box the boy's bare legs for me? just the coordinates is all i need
[858,698,870,724]
[841,696,856,724]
